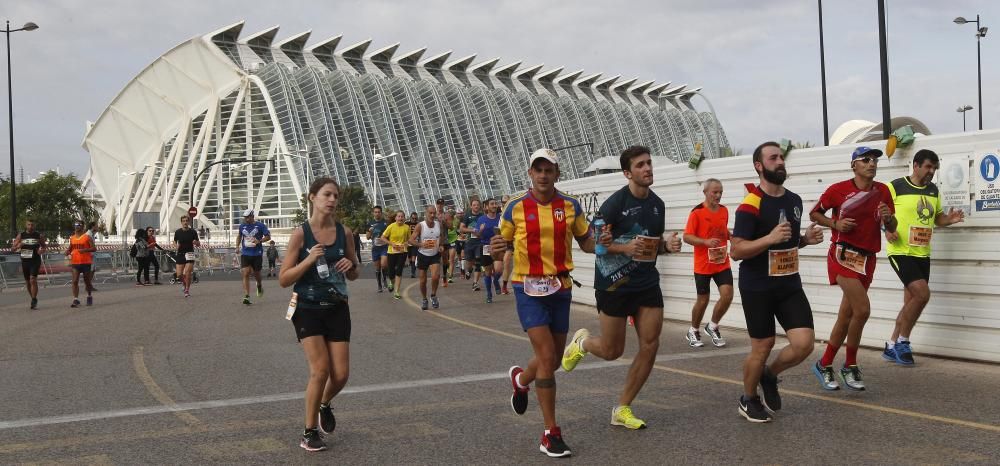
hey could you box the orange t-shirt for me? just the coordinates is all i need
[69,233,94,265]
[684,203,731,275]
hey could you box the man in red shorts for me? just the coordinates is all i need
[809,146,897,391]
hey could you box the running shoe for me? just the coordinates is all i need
[393,292,401,300]
[257,283,263,297]
[685,328,704,347]
[840,365,866,391]
[447,276,454,284]
[508,366,529,415]
[377,287,384,293]
[318,404,336,434]
[494,283,501,295]
[472,283,480,292]
[299,428,326,452]
[431,296,439,309]
[738,395,772,423]
[86,296,93,306]
[561,328,590,372]
[421,298,429,310]
[501,283,510,295]
[812,361,840,390]
[758,367,781,412]
[154,281,162,285]
[135,282,144,287]
[881,342,897,363]
[704,323,727,347]
[893,340,915,365]
[243,295,252,306]
[486,295,493,304]
[70,299,81,308]
[611,405,647,429]
[184,290,191,298]
[539,426,571,458]
[442,279,448,288]
[387,282,394,292]
[30,298,37,310]
[143,281,152,286]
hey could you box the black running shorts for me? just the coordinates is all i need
[21,258,41,280]
[694,269,734,295]
[241,255,263,271]
[291,302,351,342]
[740,287,813,339]
[417,253,441,270]
[888,255,930,286]
[387,253,407,277]
[595,286,664,318]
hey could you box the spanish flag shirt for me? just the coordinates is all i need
[500,190,591,285]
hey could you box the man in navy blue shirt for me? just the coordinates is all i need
[238,209,271,305]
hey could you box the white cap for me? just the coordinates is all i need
[242,209,254,217]
[529,148,558,167]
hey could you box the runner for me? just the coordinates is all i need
[490,148,596,458]
[881,150,964,365]
[12,219,45,310]
[173,215,200,298]
[452,207,466,280]
[381,210,411,300]
[460,199,483,289]
[65,220,96,308]
[730,141,824,422]
[85,221,99,291]
[278,177,360,452]
[406,212,420,278]
[683,178,734,347]
[439,208,455,287]
[810,146,897,391]
[477,198,503,303]
[410,205,447,310]
[266,240,279,278]
[500,194,513,295]
[366,206,390,293]
[237,209,272,305]
[146,227,165,284]
[561,145,682,430]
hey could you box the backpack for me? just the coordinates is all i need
[129,242,137,258]
[133,239,149,258]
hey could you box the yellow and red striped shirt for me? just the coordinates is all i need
[500,190,591,284]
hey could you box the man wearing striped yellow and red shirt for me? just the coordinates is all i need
[490,148,597,458]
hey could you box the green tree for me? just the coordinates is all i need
[0,171,98,244]
[290,184,372,233]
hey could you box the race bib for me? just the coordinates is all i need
[768,248,799,276]
[285,292,298,320]
[390,244,404,254]
[373,237,388,247]
[20,249,34,259]
[243,237,256,248]
[523,275,561,297]
[835,245,868,275]
[421,239,438,250]
[708,246,728,264]
[908,226,932,247]
[482,244,492,255]
[633,235,660,263]
[185,252,196,261]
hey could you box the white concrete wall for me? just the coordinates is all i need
[559,130,1000,363]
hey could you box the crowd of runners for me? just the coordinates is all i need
[10,142,963,457]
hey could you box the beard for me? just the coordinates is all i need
[761,166,787,185]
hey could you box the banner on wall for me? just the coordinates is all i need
[973,151,1000,216]
[937,155,971,216]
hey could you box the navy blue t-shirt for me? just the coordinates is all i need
[732,186,803,292]
[367,219,388,247]
[594,185,666,292]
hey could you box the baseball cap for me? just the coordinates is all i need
[529,148,558,168]
[242,209,255,217]
[851,146,883,160]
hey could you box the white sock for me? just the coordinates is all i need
[898,336,909,343]
[690,326,699,333]
[709,322,719,330]
[886,340,895,347]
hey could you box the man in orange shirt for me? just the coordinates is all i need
[65,220,96,307]
[683,179,734,347]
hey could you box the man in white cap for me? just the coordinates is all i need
[490,148,598,458]
[237,209,271,305]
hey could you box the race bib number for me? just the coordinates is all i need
[908,226,932,247]
[373,237,388,247]
[708,246,728,264]
[20,249,34,259]
[285,292,298,320]
[390,244,404,254]
[185,252,196,261]
[482,244,492,255]
[243,237,256,248]
[768,248,799,276]
[835,245,868,275]
[523,275,561,297]
[421,239,438,250]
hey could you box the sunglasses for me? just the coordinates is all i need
[854,157,879,164]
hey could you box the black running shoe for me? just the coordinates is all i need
[738,395,772,423]
[759,367,782,412]
[539,426,572,458]
[30,298,37,310]
[318,403,336,435]
[509,366,529,415]
[300,427,327,452]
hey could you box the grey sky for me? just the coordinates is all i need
[2,0,997,180]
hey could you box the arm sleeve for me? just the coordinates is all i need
[500,203,515,241]
[811,187,833,214]
[684,210,699,236]
[572,200,591,238]
[262,224,271,237]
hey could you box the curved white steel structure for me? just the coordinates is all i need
[83,21,731,232]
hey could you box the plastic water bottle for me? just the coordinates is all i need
[778,209,787,225]
[316,254,330,279]
[593,214,607,256]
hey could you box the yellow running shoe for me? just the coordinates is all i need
[561,328,590,372]
[611,405,647,430]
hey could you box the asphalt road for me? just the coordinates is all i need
[1,266,998,465]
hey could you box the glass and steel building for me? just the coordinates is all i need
[82,21,730,232]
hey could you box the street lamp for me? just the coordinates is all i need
[957,105,974,132]
[954,15,988,130]
[4,20,38,239]
[371,150,397,206]
[282,147,312,220]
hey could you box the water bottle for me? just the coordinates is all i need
[316,252,330,279]
[593,214,607,256]
[778,209,787,225]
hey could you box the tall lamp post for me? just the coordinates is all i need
[954,15,988,130]
[371,150,397,206]
[957,105,974,132]
[4,20,38,240]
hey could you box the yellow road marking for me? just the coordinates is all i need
[131,346,201,426]
[401,282,1000,434]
